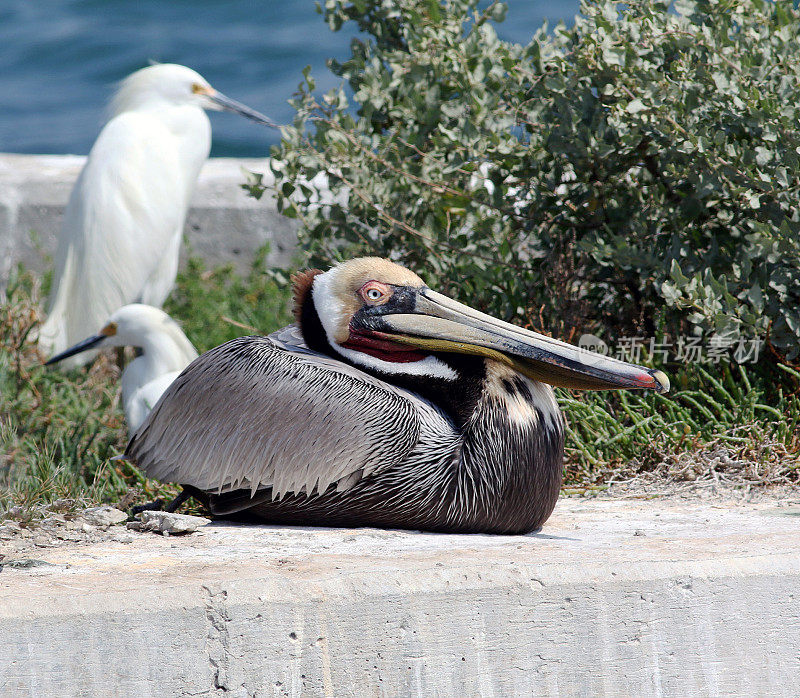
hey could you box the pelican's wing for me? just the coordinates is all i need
[126,334,428,498]
[266,324,313,353]
[125,371,184,437]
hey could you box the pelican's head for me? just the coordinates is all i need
[45,304,196,367]
[109,63,273,125]
[298,257,669,392]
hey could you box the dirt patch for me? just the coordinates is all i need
[0,510,139,563]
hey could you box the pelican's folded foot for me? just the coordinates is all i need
[130,487,197,518]
[163,488,192,513]
[131,498,164,516]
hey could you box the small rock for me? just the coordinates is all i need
[7,506,25,520]
[1,558,54,570]
[109,532,137,544]
[129,511,210,535]
[633,529,646,537]
[44,499,77,514]
[33,537,60,548]
[80,506,128,528]
[41,515,67,527]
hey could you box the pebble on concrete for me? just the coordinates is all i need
[79,506,129,529]
[127,511,211,536]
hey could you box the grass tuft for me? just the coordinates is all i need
[561,362,800,486]
[164,245,292,353]
[1,248,292,523]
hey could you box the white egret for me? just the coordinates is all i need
[45,304,198,436]
[38,63,274,368]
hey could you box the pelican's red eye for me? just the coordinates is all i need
[360,281,391,304]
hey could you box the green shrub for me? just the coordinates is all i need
[0,274,134,517]
[257,0,800,362]
[1,253,291,519]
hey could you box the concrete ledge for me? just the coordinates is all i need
[2,497,799,696]
[0,153,299,287]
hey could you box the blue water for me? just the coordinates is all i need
[0,0,579,157]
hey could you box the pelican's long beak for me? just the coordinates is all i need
[205,90,279,128]
[374,289,669,392]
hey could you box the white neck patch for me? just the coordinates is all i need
[330,344,458,380]
[312,269,458,381]
[484,362,562,430]
[312,269,349,343]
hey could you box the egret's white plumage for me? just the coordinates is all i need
[38,63,270,368]
[45,304,198,436]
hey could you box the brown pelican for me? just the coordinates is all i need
[126,258,668,534]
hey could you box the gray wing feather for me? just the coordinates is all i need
[126,333,425,498]
[267,324,309,352]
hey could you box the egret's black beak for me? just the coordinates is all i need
[207,91,279,128]
[45,334,107,366]
[375,289,669,392]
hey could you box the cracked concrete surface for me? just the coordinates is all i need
[1,495,799,696]
[204,586,232,694]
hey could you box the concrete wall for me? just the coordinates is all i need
[0,153,299,288]
[2,497,799,696]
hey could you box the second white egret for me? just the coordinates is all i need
[38,63,274,368]
[45,304,198,435]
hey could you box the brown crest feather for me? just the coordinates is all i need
[291,269,323,323]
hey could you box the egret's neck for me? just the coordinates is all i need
[120,333,193,400]
[133,103,211,196]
